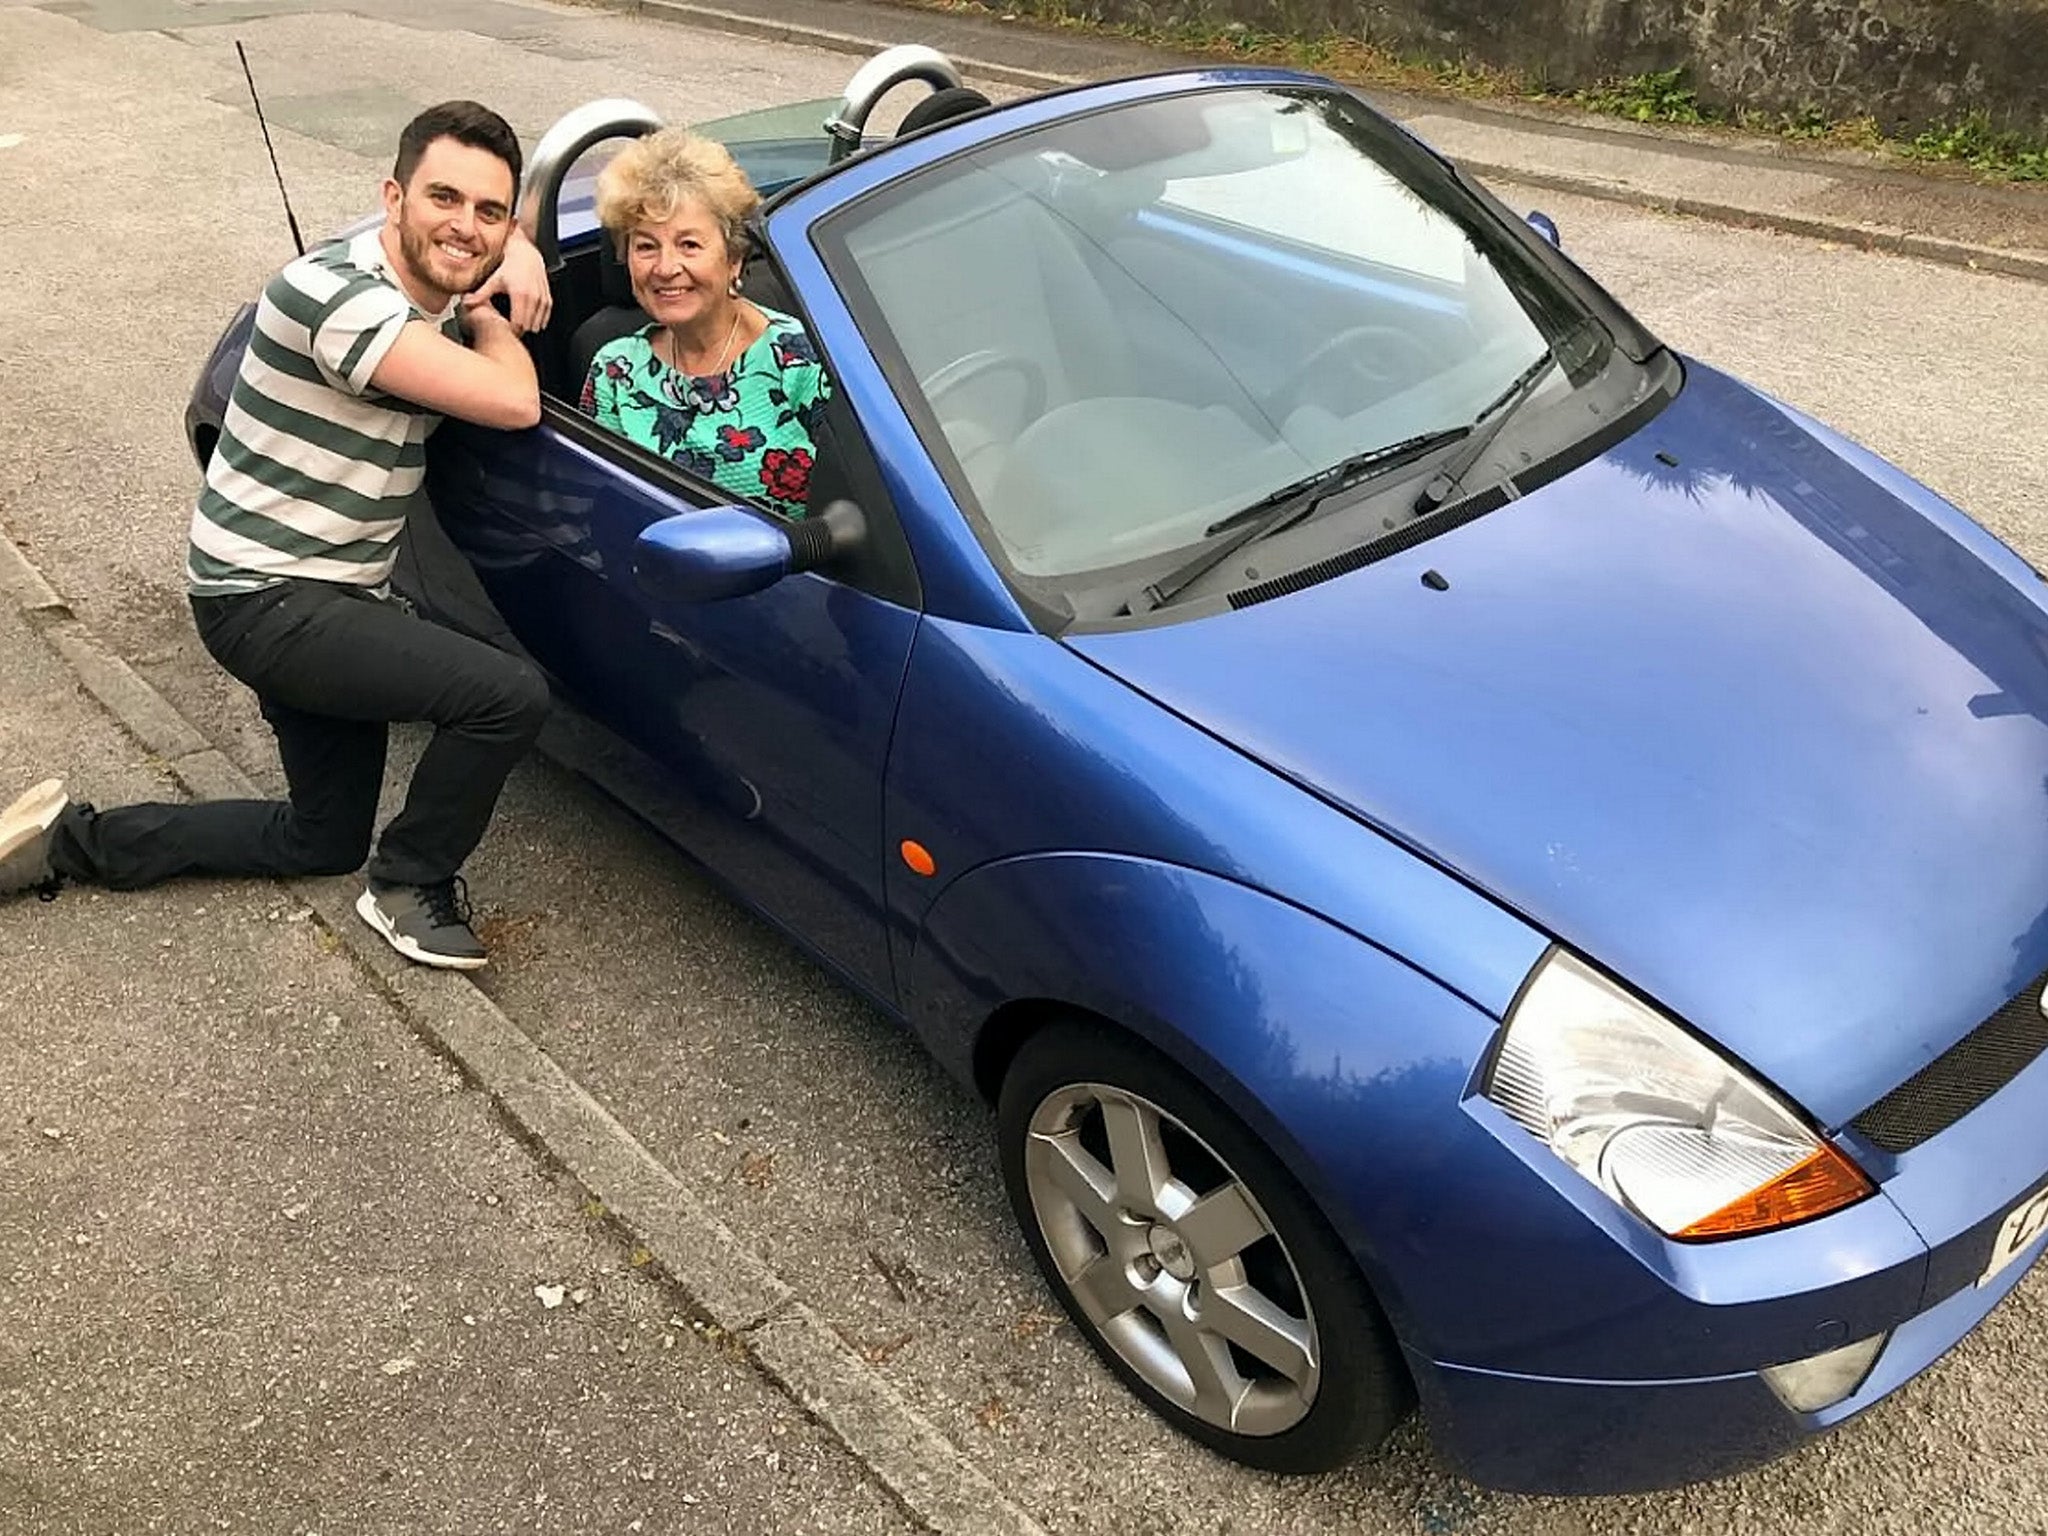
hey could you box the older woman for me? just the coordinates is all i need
[580,129,828,517]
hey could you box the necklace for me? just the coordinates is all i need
[665,307,744,379]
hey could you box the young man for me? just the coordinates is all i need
[0,101,555,970]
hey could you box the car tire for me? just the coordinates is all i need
[997,1020,1411,1473]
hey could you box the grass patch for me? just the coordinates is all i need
[914,0,1527,97]
[1569,66,1705,124]
[907,1,2048,183]
[1899,112,2048,181]
[1563,72,2046,179]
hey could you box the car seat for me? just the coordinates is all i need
[895,86,993,137]
[565,237,646,395]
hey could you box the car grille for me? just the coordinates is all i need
[1850,969,2048,1154]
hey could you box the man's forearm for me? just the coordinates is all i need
[469,320,537,379]
[473,330,541,425]
[373,313,540,429]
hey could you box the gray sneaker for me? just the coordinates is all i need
[354,876,488,970]
[0,778,69,897]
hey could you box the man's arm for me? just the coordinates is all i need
[369,304,541,430]
[471,226,554,334]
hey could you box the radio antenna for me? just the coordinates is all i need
[235,40,305,256]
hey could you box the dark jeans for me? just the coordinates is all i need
[50,579,550,891]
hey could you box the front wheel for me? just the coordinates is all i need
[997,1021,1411,1473]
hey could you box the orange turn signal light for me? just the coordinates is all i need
[899,839,936,877]
[1676,1144,1876,1240]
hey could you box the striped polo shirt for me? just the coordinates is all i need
[186,228,462,597]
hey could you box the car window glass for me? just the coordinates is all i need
[821,86,1615,617]
[1158,134,1467,283]
[686,97,838,147]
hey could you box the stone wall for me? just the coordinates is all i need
[1025,0,2048,137]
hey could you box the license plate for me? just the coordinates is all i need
[1979,1182,2048,1288]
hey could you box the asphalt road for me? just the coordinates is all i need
[3,0,2048,1532]
[0,580,917,1535]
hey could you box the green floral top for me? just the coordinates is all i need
[579,307,830,517]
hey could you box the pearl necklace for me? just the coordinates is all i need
[664,307,744,379]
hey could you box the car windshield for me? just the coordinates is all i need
[822,86,1641,621]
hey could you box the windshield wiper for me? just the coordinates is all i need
[1410,347,1561,517]
[1124,430,1465,617]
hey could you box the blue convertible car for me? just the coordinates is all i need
[185,48,2048,1494]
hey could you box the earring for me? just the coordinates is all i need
[730,275,743,297]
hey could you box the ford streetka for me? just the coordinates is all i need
[184,47,2048,1493]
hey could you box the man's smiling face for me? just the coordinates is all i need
[381,135,515,310]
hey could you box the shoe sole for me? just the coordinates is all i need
[0,778,67,882]
[353,889,489,971]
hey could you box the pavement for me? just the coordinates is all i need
[3,1,2047,1533]
[626,0,2048,283]
[0,544,951,1534]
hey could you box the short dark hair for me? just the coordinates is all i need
[393,101,522,192]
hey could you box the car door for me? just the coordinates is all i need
[423,318,920,1005]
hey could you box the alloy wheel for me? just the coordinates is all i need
[1021,1080,1320,1436]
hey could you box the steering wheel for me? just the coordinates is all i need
[1270,324,1436,421]
[920,349,1049,428]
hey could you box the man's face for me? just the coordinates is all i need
[381,136,516,307]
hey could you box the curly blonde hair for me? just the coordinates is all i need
[594,128,759,261]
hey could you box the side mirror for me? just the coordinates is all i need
[632,499,866,604]
[1526,210,1562,248]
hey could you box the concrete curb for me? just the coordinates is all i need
[0,533,68,616]
[619,0,2048,287]
[2,533,1048,1536]
[1456,161,2048,284]
[637,0,1082,93]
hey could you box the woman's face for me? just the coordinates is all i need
[624,195,741,331]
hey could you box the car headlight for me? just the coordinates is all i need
[1483,950,1874,1239]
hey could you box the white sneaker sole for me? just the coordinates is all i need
[0,777,67,861]
[353,889,489,971]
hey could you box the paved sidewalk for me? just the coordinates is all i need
[629,0,2048,281]
[0,563,935,1531]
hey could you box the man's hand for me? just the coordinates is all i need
[470,225,553,334]
[460,296,521,346]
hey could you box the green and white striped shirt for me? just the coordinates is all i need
[187,229,462,597]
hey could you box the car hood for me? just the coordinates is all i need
[1068,363,2048,1128]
